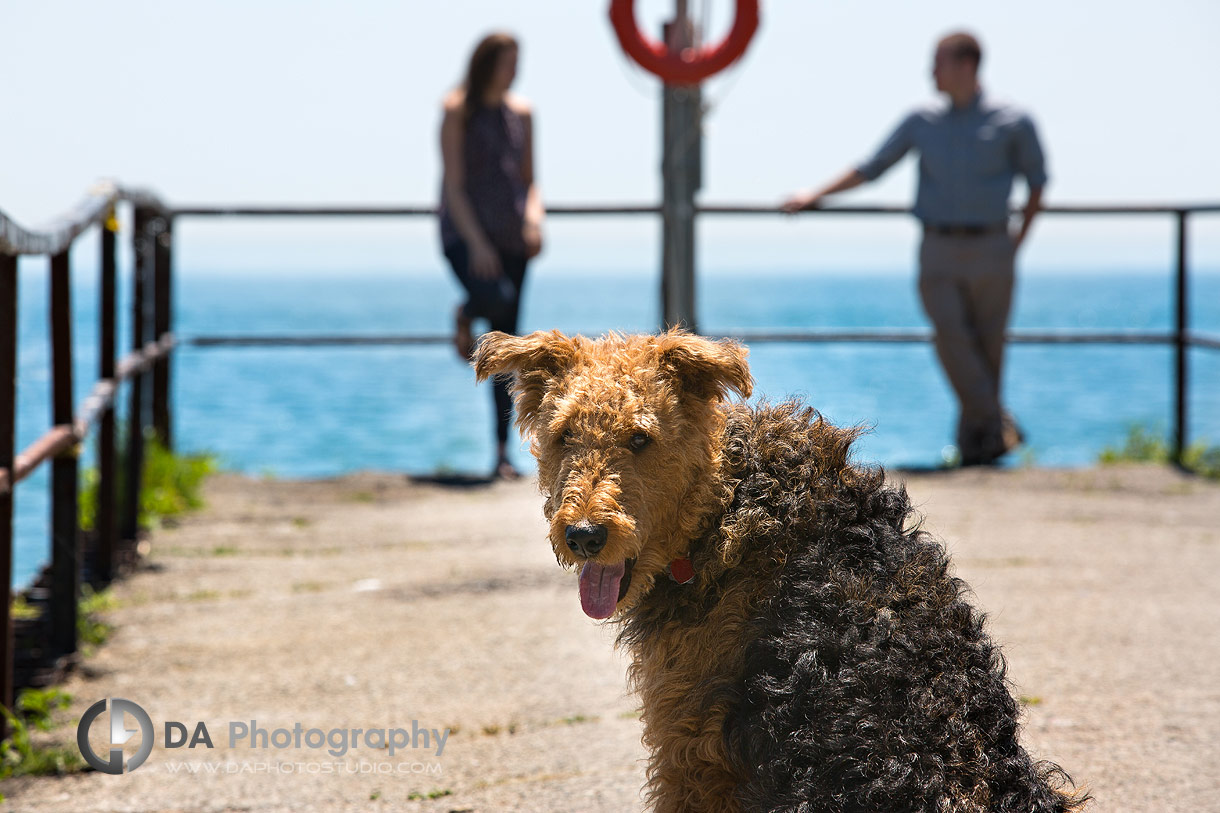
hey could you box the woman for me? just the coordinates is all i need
[439,32,544,480]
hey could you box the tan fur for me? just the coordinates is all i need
[474,329,750,606]
[475,329,753,810]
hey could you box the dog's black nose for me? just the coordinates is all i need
[565,522,608,557]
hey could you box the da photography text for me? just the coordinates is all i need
[77,698,450,775]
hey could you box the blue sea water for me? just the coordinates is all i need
[9,262,1220,588]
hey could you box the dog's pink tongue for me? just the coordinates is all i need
[579,561,625,619]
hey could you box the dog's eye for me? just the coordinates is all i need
[628,432,651,452]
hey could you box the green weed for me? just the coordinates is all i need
[0,690,82,779]
[79,437,217,531]
[1099,423,1220,479]
[78,585,115,649]
[10,596,39,621]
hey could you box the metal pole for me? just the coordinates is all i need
[96,212,118,582]
[122,208,151,543]
[49,250,79,656]
[151,216,173,449]
[660,2,702,332]
[1172,210,1188,466]
[0,253,18,732]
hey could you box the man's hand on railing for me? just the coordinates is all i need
[781,191,823,214]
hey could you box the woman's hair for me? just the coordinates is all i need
[462,32,519,122]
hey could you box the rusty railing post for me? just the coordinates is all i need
[96,211,119,583]
[0,252,18,732]
[1172,210,1189,466]
[49,250,79,657]
[122,208,152,544]
[152,216,173,449]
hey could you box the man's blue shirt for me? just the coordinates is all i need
[855,91,1048,226]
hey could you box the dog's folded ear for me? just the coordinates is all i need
[657,330,754,402]
[472,329,578,381]
[473,330,578,430]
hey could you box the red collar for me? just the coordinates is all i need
[668,557,694,584]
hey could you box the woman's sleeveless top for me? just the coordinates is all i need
[439,102,528,255]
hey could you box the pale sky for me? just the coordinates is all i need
[3,0,1218,274]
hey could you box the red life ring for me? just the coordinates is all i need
[609,0,760,85]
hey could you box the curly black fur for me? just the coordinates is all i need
[627,401,1085,813]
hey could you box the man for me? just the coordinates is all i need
[784,31,1047,466]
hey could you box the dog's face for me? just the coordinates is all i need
[474,330,752,619]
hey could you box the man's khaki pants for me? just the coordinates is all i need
[918,230,1016,464]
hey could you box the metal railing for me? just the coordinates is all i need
[176,199,1220,466]
[1,187,1218,733]
[0,183,175,729]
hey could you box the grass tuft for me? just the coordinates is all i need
[79,437,217,531]
[1099,423,1220,480]
[78,585,116,650]
[0,689,83,779]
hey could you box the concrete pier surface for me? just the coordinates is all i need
[3,464,1218,812]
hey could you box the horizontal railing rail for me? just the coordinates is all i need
[168,202,1220,217]
[169,201,1220,342]
[0,184,171,256]
[0,185,119,257]
[168,202,1220,356]
[700,203,1220,215]
[0,335,175,496]
[171,203,662,217]
[183,328,1205,347]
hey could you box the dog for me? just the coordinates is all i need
[474,328,1088,813]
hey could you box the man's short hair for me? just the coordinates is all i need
[937,31,982,69]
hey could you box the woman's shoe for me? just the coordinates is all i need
[494,458,522,481]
